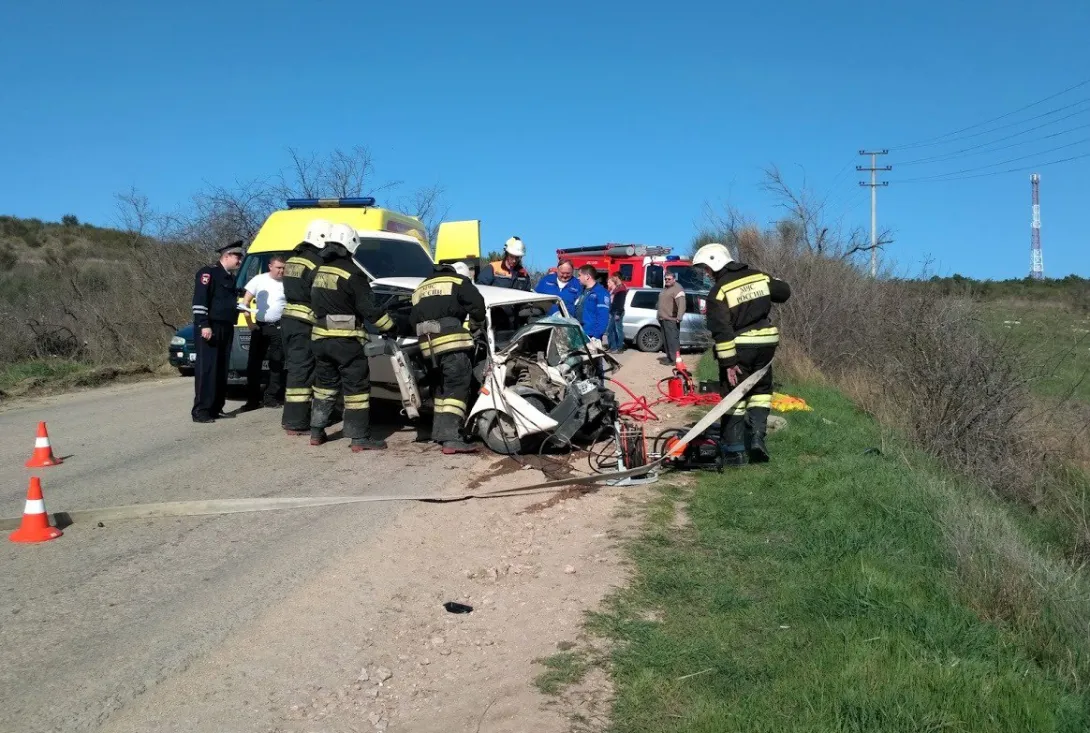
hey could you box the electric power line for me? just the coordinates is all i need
[897,150,1090,183]
[889,76,1090,150]
[892,97,1090,153]
[896,136,1090,181]
[895,119,1090,166]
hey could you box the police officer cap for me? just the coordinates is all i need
[216,240,245,256]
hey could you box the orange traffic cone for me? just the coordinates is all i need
[25,421,62,468]
[9,477,62,543]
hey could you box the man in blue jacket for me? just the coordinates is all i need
[574,265,611,343]
[534,259,581,315]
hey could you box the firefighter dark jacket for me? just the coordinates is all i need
[409,265,486,357]
[706,262,791,367]
[281,243,324,325]
[309,244,395,339]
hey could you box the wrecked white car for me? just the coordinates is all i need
[365,277,621,454]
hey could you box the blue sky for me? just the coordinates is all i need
[2,0,1087,279]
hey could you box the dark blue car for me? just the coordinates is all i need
[169,324,263,386]
[168,324,197,374]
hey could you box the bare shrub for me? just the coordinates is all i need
[702,170,1086,514]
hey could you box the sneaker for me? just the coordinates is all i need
[310,431,328,446]
[441,440,478,455]
[192,414,215,424]
[350,438,387,452]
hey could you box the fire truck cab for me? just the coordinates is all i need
[554,244,709,290]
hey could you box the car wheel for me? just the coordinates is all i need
[636,326,663,353]
[478,410,523,455]
[178,367,194,377]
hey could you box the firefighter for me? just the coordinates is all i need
[279,218,333,435]
[692,243,791,465]
[191,240,245,423]
[309,223,397,451]
[410,261,487,454]
[477,236,532,290]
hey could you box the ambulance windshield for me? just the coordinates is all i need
[352,237,435,279]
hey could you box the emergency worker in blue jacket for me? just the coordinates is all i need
[191,241,245,423]
[573,265,611,342]
[534,259,581,315]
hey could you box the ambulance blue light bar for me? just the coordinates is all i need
[666,255,681,261]
[285,197,376,209]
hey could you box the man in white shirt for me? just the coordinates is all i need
[240,255,287,411]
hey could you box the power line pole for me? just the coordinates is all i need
[857,150,891,277]
[1030,173,1044,279]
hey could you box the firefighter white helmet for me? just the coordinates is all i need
[692,243,734,273]
[451,262,471,278]
[504,236,525,258]
[303,218,333,248]
[327,222,360,252]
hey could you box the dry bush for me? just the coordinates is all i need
[0,242,205,369]
[702,171,1086,519]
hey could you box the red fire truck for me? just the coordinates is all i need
[554,244,709,290]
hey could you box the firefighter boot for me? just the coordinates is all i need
[310,399,334,446]
[345,403,386,452]
[719,414,748,467]
[747,408,770,464]
[441,440,478,455]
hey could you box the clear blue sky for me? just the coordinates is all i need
[2,0,1087,279]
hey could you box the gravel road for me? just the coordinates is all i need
[0,378,471,733]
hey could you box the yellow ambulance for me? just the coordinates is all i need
[226,197,481,383]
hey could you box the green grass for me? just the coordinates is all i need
[590,379,1090,732]
[535,651,592,696]
[978,299,1090,403]
[0,359,90,393]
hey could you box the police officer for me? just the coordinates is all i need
[279,219,333,435]
[477,236,532,290]
[692,243,791,465]
[191,240,245,423]
[309,223,396,451]
[410,261,486,454]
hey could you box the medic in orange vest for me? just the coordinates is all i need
[476,237,532,291]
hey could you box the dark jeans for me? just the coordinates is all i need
[606,314,626,351]
[245,321,284,404]
[192,321,233,419]
[659,319,681,361]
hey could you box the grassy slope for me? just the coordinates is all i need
[584,376,1089,732]
[978,299,1090,403]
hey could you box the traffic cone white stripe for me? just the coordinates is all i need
[24,499,45,514]
[35,437,50,448]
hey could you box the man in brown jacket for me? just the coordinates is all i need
[656,272,686,365]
